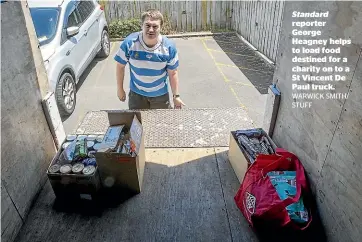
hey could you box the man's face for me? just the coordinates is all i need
[142,17,161,41]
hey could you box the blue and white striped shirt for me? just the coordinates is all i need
[114,32,179,97]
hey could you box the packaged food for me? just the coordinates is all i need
[82,158,96,166]
[87,134,97,141]
[101,125,125,150]
[92,143,102,151]
[72,163,84,174]
[60,164,72,174]
[96,135,104,143]
[77,135,87,141]
[83,165,95,175]
[58,139,77,164]
[87,141,95,150]
[62,142,72,150]
[66,134,77,142]
[267,171,309,223]
[74,137,88,161]
[88,151,96,158]
[49,164,61,173]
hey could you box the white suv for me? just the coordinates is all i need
[28,0,110,117]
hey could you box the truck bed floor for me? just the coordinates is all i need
[15,148,257,242]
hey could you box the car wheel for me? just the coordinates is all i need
[98,29,110,58]
[56,72,76,117]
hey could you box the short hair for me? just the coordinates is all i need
[141,9,164,26]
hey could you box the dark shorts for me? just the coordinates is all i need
[128,90,171,110]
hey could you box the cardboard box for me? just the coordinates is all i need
[47,148,102,200]
[228,129,277,183]
[95,111,145,194]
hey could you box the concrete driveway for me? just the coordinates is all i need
[63,33,274,134]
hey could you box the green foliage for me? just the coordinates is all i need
[109,15,176,38]
[208,27,234,33]
[109,18,141,38]
[160,13,177,35]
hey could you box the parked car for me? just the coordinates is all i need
[28,0,110,117]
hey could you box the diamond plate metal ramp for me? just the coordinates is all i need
[75,108,254,148]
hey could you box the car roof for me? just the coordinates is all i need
[27,0,73,8]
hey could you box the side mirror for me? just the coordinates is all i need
[66,26,79,37]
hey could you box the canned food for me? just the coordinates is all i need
[88,151,96,158]
[88,158,96,166]
[87,134,97,141]
[83,165,96,175]
[77,135,87,141]
[60,164,72,174]
[66,134,77,141]
[87,141,95,149]
[62,142,72,150]
[93,143,103,151]
[82,158,97,166]
[72,163,84,174]
[74,138,88,161]
[49,164,61,173]
[96,135,104,143]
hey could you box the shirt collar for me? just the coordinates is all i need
[139,31,162,51]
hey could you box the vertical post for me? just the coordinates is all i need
[262,84,281,137]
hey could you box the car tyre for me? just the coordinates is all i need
[98,29,110,58]
[56,72,76,117]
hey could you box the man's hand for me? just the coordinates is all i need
[118,88,126,102]
[173,96,185,109]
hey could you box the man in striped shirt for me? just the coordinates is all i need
[115,9,185,109]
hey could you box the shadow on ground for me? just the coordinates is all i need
[213,33,275,95]
[253,190,328,242]
[61,56,107,122]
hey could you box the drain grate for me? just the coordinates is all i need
[75,108,254,148]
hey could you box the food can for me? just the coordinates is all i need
[60,164,72,174]
[49,164,61,173]
[72,163,85,174]
[93,143,102,151]
[87,141,95,149]
[66,134,77,142]
[62,142,72,150]
[77,135,87,141]
[83,165,96,175]
[87,134,97,141]
[96,135,104,143]
[87,158,96,166]
[82,158,97,166]
[88,151,96,158]
[74,138,88,161]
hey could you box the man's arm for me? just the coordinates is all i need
[116,62,126,101]
[116,63,126,91]
[168,69,179,96]
[115,39,129,101]
[166,45,185,108]
[167,68,185,108]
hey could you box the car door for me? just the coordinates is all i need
[76,0,98,75]
[61,1,89,78]
[86,0,104,54]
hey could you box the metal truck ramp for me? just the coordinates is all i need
[75,107,254,148]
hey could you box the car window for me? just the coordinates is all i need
[77,1,95,23]
[30,7,60,46]
[67,9,81,28]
